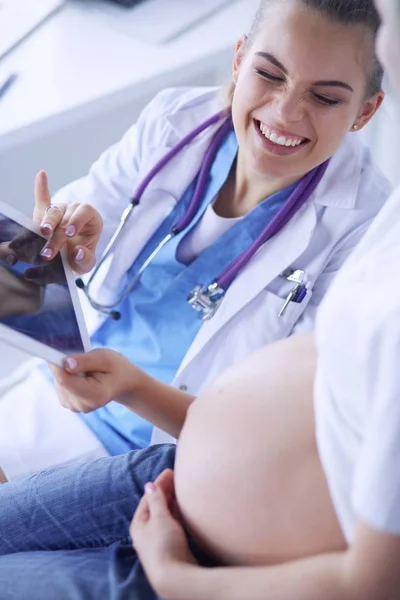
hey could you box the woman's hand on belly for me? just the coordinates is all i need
[130,469,199,598]
[132,517,400,600]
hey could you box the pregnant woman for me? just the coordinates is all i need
[0,0,399,599]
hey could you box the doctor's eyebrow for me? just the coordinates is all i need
[255,51,354,92]
[313,80,354,92]
[255,52,289,74]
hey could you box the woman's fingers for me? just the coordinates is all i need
[34,170,69,245]
[68,245,96,274]
[40,204,66,238]
[132,484,171,532]
[38,204,71,259]
[49,365,104,412]
[153,470,175,506]
[33,172,103,273]
[62,349,113,375]
[66,203,103,245]
[131,494,151,537]
[40,203,101,273]
[33,171,52,224]
[34,171,67,240]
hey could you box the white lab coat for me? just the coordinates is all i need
[53,87,390,444]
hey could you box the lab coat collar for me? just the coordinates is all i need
[312,133,364,210]
[166,87,226,139]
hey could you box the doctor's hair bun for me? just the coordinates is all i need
[247,0,384,97]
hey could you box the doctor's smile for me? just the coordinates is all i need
[254,120,310,155]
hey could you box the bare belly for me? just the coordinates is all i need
[174,333,346,566]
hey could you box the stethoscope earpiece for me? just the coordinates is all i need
[75,278,85,290]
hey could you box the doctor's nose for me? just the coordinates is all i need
[272,90,305,124]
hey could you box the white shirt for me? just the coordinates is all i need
[315,186,400,542]
[176,203,242,263]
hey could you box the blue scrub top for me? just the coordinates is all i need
[80,129,297,454]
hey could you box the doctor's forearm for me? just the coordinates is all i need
[118,372,195,439]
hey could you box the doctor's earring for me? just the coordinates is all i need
[352,124,359,130]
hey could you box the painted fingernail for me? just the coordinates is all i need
[41,222,53,236]
[145,482,156,495]
[75,248,85,262]
[64,357,78,371]
[40,247,53,259]
[66,225,76,238]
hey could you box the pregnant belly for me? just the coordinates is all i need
[174,334,346,566]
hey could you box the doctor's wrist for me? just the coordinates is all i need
[116,364,156,408]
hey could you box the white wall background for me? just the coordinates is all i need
[1,60,232,217]
[360,80,400,188]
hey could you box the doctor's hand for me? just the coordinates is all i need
[33,170,103,275]
[49,349,147,413]
[130,469,199,599]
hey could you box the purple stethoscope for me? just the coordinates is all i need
[77,110,329,321]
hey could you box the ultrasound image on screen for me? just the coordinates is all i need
[0,213,84,353]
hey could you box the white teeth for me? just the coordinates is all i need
[258,121,304,148]
[270,132,279,143]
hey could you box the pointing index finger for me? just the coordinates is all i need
[33,171,52,224]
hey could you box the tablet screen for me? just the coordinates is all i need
[0,212,85,354]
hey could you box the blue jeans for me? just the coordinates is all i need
[0,444,211,599]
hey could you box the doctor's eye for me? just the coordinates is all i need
[313,94,343,107]
[255,69,285,83]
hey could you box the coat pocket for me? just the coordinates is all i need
[261,288,312,338]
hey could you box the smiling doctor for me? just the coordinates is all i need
[0,0,391,482]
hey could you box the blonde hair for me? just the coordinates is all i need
[224,81,236,107]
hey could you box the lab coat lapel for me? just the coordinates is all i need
[178,201,318,371]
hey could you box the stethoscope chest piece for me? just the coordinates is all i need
[187,282,225,321]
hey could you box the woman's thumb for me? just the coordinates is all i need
[63,349,109,374]
[144,483,169,518]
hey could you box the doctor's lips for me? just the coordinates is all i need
[254,120,310,152]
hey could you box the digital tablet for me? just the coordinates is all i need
[0,201,90,366]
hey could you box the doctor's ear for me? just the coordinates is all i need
[232,35,248,84]
[351,90,385,132]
